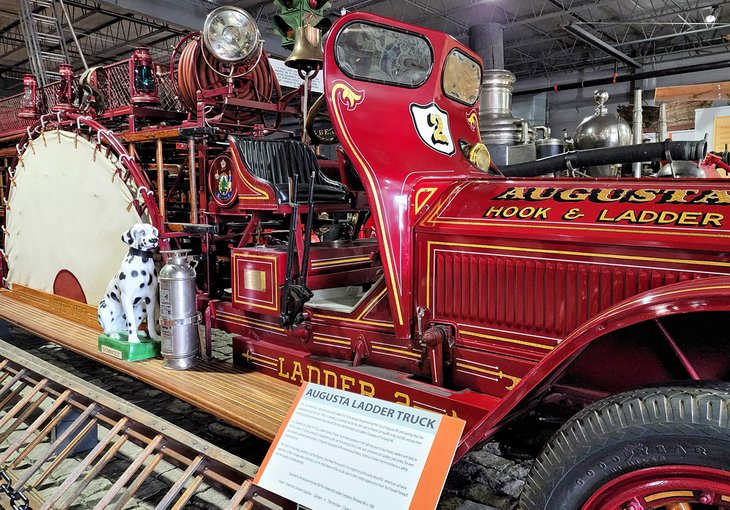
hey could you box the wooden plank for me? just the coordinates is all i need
[0,132,24,144]
[8,284,100,331]
[117,127,183,143]
[0,290,297,441]
[655,81,730,102]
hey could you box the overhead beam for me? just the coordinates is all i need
[563,22,641,68]
[97,0,208,31]
[63,0,187,35]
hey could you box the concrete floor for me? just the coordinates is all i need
[0,320,534,510]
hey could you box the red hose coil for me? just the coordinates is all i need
[175,37,281,124]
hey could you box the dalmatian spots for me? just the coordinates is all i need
[98,223,160,343]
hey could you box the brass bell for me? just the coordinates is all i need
[285,25,324,71]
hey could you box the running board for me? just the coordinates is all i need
[0,288,297,442]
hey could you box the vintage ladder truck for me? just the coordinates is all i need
[0,6,728,510]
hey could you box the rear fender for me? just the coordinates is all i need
[456,275,730,457]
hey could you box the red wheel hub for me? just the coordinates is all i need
[581,465,730,510]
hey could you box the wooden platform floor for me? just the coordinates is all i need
[0,290,297,442]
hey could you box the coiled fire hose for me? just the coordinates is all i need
[175,37,281,125]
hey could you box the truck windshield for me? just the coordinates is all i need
[334,21,432,88]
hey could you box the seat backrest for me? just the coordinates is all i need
[230,136,350,204]
[232,137,327,187]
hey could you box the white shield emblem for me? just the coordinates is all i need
[410,103,455,156]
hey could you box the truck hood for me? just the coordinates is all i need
[417,178,730,253]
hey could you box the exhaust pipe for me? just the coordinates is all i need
[499,140,707,178]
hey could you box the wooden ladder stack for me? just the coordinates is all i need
[0,338,295,509]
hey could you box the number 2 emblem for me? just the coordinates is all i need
[427,113,448,145]
[410,103,455,156]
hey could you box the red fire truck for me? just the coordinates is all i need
[0,7,728,509]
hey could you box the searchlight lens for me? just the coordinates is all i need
[203,6,261,63]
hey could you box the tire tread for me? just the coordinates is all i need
[519,384,730,510]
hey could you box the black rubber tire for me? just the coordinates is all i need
[519,384,730,510]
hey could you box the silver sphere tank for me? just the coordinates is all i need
[574,90,632,176]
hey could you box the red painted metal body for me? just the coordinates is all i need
[323,15,485,340]
[1,10,730,465]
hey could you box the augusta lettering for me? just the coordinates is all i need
[494,187,730,205]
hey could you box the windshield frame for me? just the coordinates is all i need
[333,19,435,89]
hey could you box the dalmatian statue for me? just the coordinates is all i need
[98,223,160,343]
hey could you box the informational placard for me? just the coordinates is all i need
[714,115,730,152]
[254,383,465,510]
[269,57,324,93]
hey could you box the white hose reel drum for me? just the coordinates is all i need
[4,129,147,304]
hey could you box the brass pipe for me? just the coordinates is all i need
[187,138,198,224]
[156,139,165,221]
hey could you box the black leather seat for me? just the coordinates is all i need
[230,136,350,204]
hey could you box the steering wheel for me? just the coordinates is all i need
[306,94,339,145]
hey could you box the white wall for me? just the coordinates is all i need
[695,106,730,151]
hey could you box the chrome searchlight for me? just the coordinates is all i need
[203,6,262,63]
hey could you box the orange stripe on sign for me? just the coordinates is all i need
[254,382,309,485]
[408,415,465,510]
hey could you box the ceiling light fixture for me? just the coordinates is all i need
[705,5,719,23]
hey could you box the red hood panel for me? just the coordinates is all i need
[419,179,730,253]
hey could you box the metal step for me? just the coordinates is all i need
[0,339,287,509]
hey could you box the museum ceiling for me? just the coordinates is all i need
[0,0,727,95]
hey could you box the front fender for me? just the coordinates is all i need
[457,275,730,457]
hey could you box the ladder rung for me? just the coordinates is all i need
[41,53,67,62]
[37,33,63,42]
[31,13,57,22]
[30,0,53,5]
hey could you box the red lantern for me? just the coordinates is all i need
[52,63,76,111]
[18,75,39,119]
[130,47,159,105]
